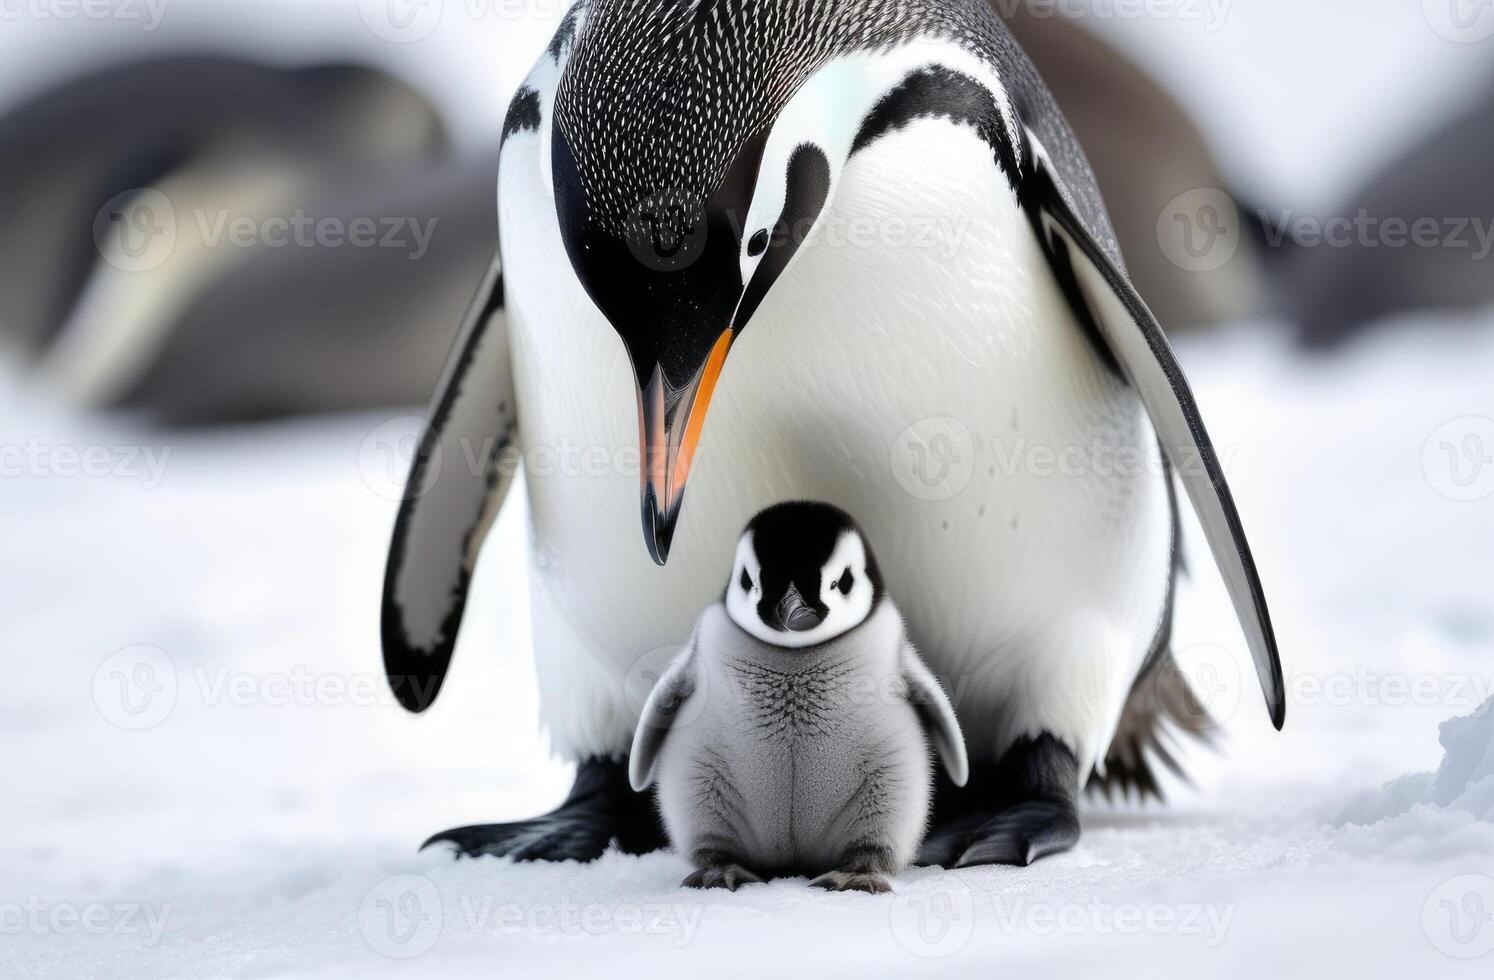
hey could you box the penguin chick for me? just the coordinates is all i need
[629,501,968,893]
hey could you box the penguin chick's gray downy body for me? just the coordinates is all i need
[384,0,1285,869]
[630,503,967,892]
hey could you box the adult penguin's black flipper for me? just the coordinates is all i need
[381,255,516,712]
[1020,128,1286,731]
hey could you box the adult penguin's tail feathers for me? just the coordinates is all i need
[1089,650,1218,802]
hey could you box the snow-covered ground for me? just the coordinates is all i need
[3,314,1494,978]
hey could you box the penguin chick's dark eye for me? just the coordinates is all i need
[740,567,753,592]
[837,568,854,594]
[747,228,769,257]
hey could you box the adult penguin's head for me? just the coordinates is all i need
[549,1,853,564]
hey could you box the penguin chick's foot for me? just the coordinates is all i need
[683,864,764,891]
[421,757,666,862]
[917,733,1081,869]
[810,871,892,894]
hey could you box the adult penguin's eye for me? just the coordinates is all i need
[747,228,769,256]
[838,568,854,594]
[740,567,753,592]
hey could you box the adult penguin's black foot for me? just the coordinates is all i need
[916,733,1081,869]
[421,756,667,862]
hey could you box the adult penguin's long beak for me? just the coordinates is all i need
[638,328,735,565]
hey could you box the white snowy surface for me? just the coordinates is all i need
[4,317,1494,978]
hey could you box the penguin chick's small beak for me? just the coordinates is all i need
[770,585,825,633]
[639,328,733,565]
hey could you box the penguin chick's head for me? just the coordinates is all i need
[550,1,847,566]
[725,502,883,649]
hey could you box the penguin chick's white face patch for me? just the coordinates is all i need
[726,529,876,649]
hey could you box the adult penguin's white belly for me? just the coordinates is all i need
[504,115,1172,774]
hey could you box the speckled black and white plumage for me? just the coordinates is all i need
[553,0,1118,264]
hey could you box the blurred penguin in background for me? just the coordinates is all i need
[100,152,498,425]
[0,55,494,424]
[1001,4,1264,331]
[1274,73,1494,350]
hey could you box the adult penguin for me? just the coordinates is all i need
[383,0,1284,869]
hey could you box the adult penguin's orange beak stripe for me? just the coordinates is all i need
[552,115,831,565]
[627,143,832,565]
[639,327,734,565]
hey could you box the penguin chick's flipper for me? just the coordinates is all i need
[917,734,1080,869]
[422,757,667,861]
[382,255,515,712]
[1019,126,1285,731]
[628,644,699,792]
[900,644,969,788]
